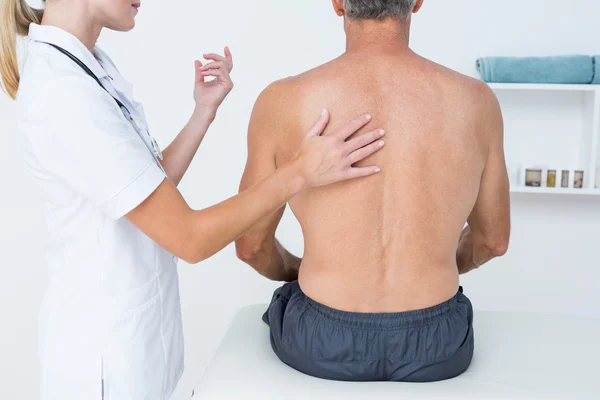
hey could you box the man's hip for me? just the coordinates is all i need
[263,280,474,382]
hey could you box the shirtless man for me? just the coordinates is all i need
[236,0,510,382]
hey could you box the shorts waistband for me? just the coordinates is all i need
[301,285,464,329]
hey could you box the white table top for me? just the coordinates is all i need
[193,304,600,400]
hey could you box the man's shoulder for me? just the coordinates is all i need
[257,62,336,104]
[249,74,311,136]
[417,57,502,142]
[423,58,497,105]
[442,67,501,119]
[251,76,303,135]
[253,63,337,128]
[255,76,298,105]
[253,76,301,118]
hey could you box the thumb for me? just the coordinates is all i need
[195,60,204,83]
[224,46,233,71]
[305,109,330,138]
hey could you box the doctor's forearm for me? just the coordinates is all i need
[187,162,307,263]
[161,108,214,186]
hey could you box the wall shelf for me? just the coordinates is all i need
[489,83,599,92]
[490,82,600,194]
[510,186,600,196]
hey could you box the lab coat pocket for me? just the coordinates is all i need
[104,295,166,400]
[111,276,160,316]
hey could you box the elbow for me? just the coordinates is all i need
[236,238,282,281]
[178,244,211,265]
[473,221,510,259]
[235,238,261,264]
[484,235,510,258]
[179,250,205,265]
[178,237,267,267]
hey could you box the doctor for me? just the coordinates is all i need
[0,0,386,399]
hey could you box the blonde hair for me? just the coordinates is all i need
[0,0,43,99]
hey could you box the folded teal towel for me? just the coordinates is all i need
[593,57,600,84]
[476,56,594,84]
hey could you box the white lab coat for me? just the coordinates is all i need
[16,24,184,400]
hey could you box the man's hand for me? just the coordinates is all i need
[456,226,477,274]
[277,241,303,282]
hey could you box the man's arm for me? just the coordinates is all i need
[235,82,302,281]
[457,85,511,274]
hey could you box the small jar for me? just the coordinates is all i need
[561,170,570,188]
[525,169,542,187]
[574,170,584,189]
[547,170,557,188]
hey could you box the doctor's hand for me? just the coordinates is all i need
[193,46,234,119]
[291,110,385,189]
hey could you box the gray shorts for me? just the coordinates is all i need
[263,281,474,382]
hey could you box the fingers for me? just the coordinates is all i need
[194,60,204,83]
[199,61,233,87]
[331,114,372,139]
[200,61,225,72]
[305,109,331,138]
[200,70,223,78]
[200,70,234,89]
[345,166,382,180]
[345,129,385,155]
[224,46,233,70]
[347,139,385,165]
[204,49,234,72]
[203,53,225,62]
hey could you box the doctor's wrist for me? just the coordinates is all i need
[192,105,217,125]
[280,159,311,196]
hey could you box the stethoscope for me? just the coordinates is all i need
[46,43,165,172]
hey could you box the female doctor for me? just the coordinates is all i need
[0,0,385,399]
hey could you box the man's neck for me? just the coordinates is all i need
[345,18,412,56]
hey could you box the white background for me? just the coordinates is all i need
[1,1,599,399]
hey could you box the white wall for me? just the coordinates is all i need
[1,0,599,398]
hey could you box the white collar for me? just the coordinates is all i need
[28,23,109,80]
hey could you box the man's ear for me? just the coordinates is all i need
[332,0,345,17]
[413,0,424,13]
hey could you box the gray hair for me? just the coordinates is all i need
[343,0,417,20]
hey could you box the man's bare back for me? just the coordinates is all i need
[256,51,501,312]
[236,1,510,382]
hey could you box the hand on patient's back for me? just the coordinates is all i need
[292,109,385,188]
[194,47,234,114]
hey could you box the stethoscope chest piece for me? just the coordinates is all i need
[120,105,163,162]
